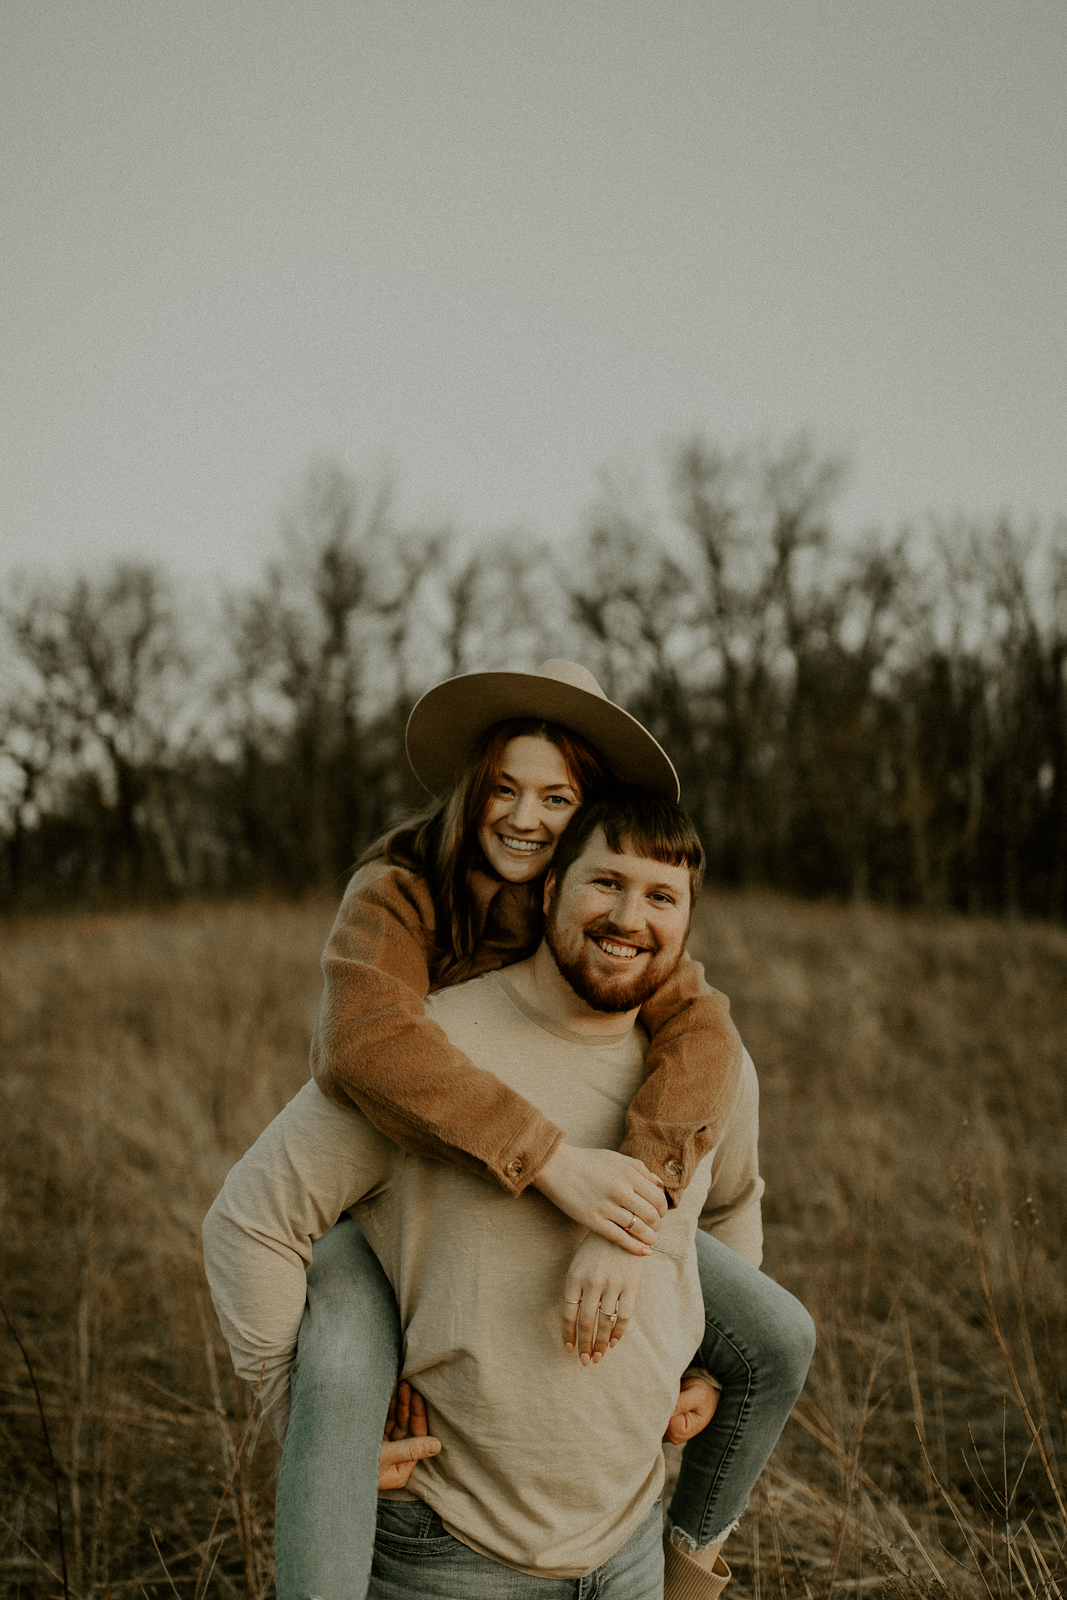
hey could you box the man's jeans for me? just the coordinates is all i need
[369,1497,664,1600]
[274,1218,815,1600]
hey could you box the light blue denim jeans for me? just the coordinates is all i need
[274,1218,815,1600]
[369,1496,664,1600]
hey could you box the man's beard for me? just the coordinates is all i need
[544,905,681,1013]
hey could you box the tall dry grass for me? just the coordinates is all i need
[1,892,1064,1598]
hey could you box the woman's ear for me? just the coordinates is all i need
[542,871,556,917]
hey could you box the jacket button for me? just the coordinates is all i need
[665,1159,681,1176]
[506,1160,523,1177]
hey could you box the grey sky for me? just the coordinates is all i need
[3,0,1065,578]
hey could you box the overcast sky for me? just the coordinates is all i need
[3,1,1065,579]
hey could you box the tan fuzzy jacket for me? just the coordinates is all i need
[311,858,744,1199]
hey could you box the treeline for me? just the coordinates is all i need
[2,441,1066,917]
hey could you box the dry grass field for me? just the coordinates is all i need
[1,890,1065,1598]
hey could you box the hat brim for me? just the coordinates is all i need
[405,670,680,801]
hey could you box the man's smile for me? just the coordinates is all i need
[591,934,651,961]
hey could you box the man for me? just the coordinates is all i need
[204,793,791,1598]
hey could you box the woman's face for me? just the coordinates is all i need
[477,735,581,883]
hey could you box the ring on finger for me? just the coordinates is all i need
[625,1211,637,1232]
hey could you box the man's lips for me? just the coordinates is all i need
[591,934,652,961]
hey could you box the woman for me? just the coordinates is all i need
[274,660,815,1600]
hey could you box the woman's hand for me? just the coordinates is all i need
[561,1234,649,1364]
[663,1375,720,1444]
[532,1144,667,1253]
[379,1380,442,1491]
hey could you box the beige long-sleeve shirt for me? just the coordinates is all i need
[204,968,763,1579]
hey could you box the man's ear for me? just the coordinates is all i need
[543,870,556,917]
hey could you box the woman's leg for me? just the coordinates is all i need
[275,1215,401,1600]
[667,1231,816,1551]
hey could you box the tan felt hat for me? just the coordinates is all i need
[405,659,680,801]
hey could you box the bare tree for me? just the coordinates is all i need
[2,563,188,896]
[223,462,393,885]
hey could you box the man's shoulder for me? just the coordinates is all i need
[260,1078,413,1172]
[271,1077,390,1146]
[425,970,513,1027]
[221,1078,397,1206]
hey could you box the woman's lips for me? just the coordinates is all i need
[497,835,548,854]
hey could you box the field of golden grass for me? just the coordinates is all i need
[1,891,1064,1598]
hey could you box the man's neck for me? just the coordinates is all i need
[503,944,640,1040]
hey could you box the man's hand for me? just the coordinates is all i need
[561,1233,649,1364]
[379,1380,441,1491]
[532,1144,667,1254]
[663,1375,720,1445]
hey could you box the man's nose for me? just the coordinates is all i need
[610,890,646,931]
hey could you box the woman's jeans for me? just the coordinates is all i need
[274,1219,815,1600]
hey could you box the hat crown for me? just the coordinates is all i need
[405,658,680,800]
[536,659,607,701]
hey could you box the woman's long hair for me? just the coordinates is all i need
[360,718,618,982]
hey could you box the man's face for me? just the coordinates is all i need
[543,827,692,1013]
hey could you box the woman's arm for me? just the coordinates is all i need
[624,955,745,1203]
[312,861,562,1195]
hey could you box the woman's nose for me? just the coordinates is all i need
[508,791,542,830]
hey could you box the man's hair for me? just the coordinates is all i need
[549,787,706,900]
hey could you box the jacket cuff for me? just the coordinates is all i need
[618,1132,690,1200]
[492,1113,564,1196]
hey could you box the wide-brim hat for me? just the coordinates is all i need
[405,659,680,801]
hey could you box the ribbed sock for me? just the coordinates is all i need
[663,1542,732,1600]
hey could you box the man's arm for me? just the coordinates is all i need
[202,1080,394,1441]
[697,1048,764,1268]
